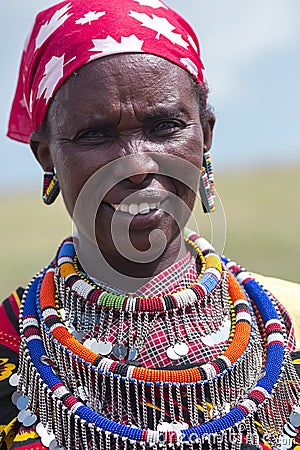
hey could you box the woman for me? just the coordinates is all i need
[1,0,299,449]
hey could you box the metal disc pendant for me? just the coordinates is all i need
[97,341,113,356]
[112,344,127,360]
[72,330,85,342]
[289,407,300,427]
[166,346,181,360]
[23,412,37,427]
[16,394,29,411]
[283,423,297,437]
[40,429,56,448]
[157,421,173,432]
[36,422,56,448]
[174,342,189,357]
[36,422,47,436]
[201,333,216,347]
[217,317,231,343]
[11,391,22,405]
[9,373,20,387]
[89,339,105,354]
[41,434,55,448]
[83,338,94,349]
[49,438,65,450]
[171,421,189,431]
[18,409,30,423]
[128,347,138,361]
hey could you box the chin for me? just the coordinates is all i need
[95,217,180,263]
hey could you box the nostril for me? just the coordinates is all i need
[127,172,151,185]
[113,154,159,182]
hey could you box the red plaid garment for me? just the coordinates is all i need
[135,250,194,297]
[92,252,231,368]
[90,253,296,368]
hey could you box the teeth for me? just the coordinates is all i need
[111,202,161,215]
[120,204,128,213]
[129,204,139,215]
[139,203,150,214]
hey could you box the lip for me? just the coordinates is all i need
[102,198,169,231]
[104,189,170,205]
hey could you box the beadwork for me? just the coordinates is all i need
[54,232,232,368]
[14,233,300,449]
[42,170,60,205]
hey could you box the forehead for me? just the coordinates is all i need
[48,54,198,123]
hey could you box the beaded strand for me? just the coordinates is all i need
[16,236,299,449]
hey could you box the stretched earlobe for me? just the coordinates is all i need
[202,111,216,152]
[30,131,54,172]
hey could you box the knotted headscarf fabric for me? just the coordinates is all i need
[7,0,205,144]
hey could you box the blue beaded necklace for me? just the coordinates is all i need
[16,242,298,449]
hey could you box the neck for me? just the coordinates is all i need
[75,231,188,293]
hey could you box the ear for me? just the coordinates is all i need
[30,131,54,172]
[202,111,215,153]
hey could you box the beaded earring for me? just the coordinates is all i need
[42,169,60,205]
[199,150,215,213]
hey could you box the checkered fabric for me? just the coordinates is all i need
[86,252,296,368]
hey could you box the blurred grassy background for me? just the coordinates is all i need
[0,165,299,299]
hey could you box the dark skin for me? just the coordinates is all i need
[30,54,214,287]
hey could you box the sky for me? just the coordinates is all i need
[1,0,300,192]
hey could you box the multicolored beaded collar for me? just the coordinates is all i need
[38,267,255,384]
[55,231,231,365]
[57,232,219,314]
[13,234,300,449]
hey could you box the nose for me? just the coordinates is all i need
[113,153,159,185]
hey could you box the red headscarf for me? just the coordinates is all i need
[7,0,205,144]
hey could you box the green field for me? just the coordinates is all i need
[1,165,299,299]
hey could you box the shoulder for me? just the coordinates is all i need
[252,273,300,349]
[0,288,22,351]
[0,289,44,448]
[0,288,22,353]
[0,289,22,430]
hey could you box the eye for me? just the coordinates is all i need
[151,120,185,136]
[76,128,112,141]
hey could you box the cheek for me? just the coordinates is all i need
[173,127,204,167]
[52,152,91,214]
[177,183,198,211]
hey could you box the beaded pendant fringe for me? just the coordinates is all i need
[14,235,300,450]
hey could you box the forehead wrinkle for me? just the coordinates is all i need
[46,54,199,136]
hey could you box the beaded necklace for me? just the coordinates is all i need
[56,233,220,313]
[36,236,256,409]
[35,266,267,440]
[55,233,231,365]
[13,234,300,449]
[39,267,255,382]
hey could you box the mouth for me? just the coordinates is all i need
[101,194,171,231]
[110,201,162,215]
[103,189,170,217]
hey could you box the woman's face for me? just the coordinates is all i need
[36,54,209,265]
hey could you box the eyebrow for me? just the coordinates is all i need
[145,107,188,120]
